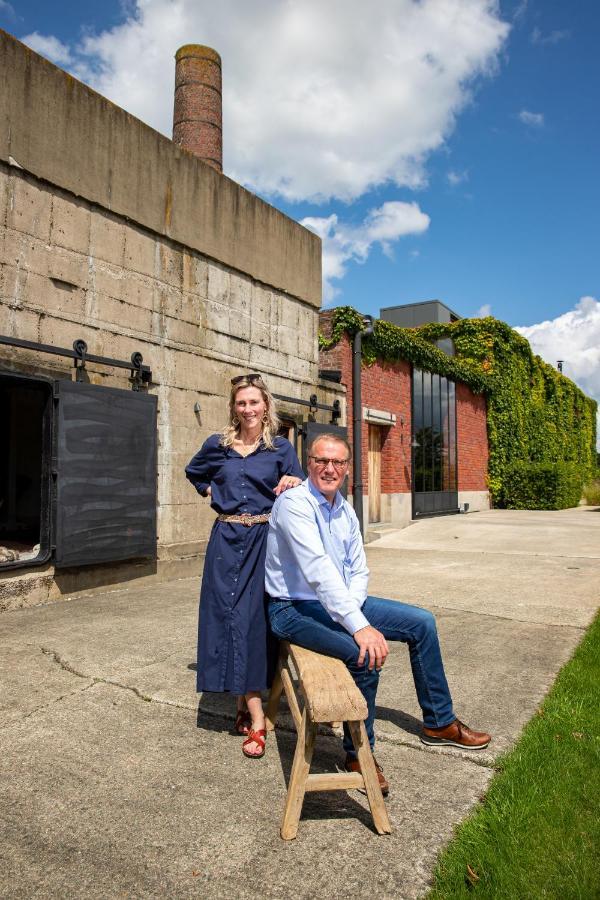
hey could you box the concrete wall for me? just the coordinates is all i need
[0,31,321,309]
[0,33,344,610]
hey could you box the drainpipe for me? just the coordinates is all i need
[352,315,374,538]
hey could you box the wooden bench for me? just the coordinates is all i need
[265,641,392,840]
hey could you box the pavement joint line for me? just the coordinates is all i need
[18,682,96,724]
[48,573,201,606]
[421,605,588,630]
[41,646,90,679]
[40,646,199,710]
[372,730,495,769]
[367,548,600,561]
[38,647,496,771]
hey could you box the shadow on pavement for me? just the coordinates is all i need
[375,705,422,737]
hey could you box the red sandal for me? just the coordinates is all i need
[242,728,266,759]
[234,709,251,735]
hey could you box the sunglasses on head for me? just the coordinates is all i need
[231,373,262,386]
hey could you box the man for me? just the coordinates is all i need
[265,434,490,794]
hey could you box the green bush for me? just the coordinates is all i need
[582,478,600,506]
[504,461,584,510]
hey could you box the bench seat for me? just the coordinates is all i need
[266,641,392,840]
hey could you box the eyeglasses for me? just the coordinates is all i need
[308,456,350,470]
[231,373,262,386]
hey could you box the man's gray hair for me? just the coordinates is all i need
[307,433,352,459]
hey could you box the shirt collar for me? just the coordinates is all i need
[306,477,344,511]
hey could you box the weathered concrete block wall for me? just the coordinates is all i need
[0,30,321,308]
[0,163,336,565]
[0,32,343,609]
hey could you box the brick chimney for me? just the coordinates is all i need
[173,45,222,173]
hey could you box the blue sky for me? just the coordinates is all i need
[2,0,599,424]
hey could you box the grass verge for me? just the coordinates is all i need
[428,611,600,899]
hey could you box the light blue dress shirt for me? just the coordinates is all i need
[265,478,370,635]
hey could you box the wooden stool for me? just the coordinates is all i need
[265,641,392,840]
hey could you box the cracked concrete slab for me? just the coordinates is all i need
[1,682,491,900]
[0,507,598,898]
[367,549,598,627]
[373,507,600,559]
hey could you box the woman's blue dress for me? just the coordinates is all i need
[185,434,304,693]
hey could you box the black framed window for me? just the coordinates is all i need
[412,368,458,517]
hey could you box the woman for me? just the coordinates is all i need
[185,374,303,758]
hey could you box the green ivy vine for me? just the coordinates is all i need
[319,307,597,505]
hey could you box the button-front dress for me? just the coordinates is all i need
[185,434,304,694]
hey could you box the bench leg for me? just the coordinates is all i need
[347,720,392,835]
[280,707,317,841]
[265,645,289,731]
[265,666,283,732]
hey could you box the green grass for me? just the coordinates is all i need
[428,612,600,900]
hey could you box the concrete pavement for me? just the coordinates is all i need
[1,507,598,899]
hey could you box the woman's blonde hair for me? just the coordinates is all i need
[220,375,281,450]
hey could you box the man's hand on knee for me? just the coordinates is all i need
[353,625,389,670]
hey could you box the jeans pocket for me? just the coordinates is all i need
[268,600,293,637]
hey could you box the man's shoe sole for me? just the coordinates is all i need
[420,735,490,750]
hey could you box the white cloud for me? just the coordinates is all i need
[512,1,529,24]
[0,0,17,20]
[475,303,492,317]
[301,201,430,303]
[22,0,509,203]
[21,32,73,65]
[518,109,544,127]
[515,297,600,448]
[531,26,570,46]
[447,169,469,186]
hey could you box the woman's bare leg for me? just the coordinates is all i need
[234,695,250,734]
[244,691,266,755]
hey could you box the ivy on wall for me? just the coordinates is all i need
[319,307,598,506]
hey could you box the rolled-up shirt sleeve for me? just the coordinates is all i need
[274,496,369,635]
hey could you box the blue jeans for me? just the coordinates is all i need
[268,595,455,757]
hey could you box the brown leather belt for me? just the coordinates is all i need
[217,513,271,526]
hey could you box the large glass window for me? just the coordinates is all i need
[412,368,458,516]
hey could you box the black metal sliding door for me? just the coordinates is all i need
[53,379,158,567]
[411,368,458,517]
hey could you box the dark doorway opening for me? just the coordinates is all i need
[0,373,51,567]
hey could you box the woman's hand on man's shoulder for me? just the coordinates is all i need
[273,476,302,496]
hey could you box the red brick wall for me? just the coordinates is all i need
[457,383,488,490]
[361,357,412,493]
[319,313,489,497]
[319,313,411,494]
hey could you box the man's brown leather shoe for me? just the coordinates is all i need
[421,719,491,750]
[344,754,389,796]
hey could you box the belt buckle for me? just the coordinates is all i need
[239,514,252,526]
